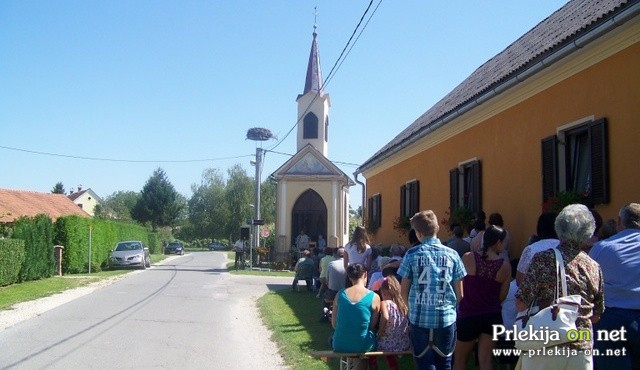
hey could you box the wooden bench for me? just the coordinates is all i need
[309,350,412,370]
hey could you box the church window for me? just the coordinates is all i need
[303,113,318,139]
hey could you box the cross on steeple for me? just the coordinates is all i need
[313,6,318,33]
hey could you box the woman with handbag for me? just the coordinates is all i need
[515,204,604,369]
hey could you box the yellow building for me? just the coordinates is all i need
[67,187,102,217]
[356,0,640,257]
[271,25,354,261]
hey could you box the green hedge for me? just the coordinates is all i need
[54,216,152,273]
[148,227,172,254]
[4,215,172,276]
[13,215,55,282]
[0,239,26,286]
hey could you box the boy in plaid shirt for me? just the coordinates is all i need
[399,210,466,370]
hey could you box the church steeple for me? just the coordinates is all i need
[303,24,323,94]
[296,10,330,157]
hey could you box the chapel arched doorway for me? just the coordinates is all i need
[291,189,327,249]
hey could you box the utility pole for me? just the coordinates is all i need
[246,127,272,270]
[88,225,92,274]
[252,147,264,270]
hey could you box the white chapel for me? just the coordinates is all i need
[271,24,354,261]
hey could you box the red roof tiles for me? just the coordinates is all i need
[0,188,90,223]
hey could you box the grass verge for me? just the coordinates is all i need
[0,254,169,311]
[0,270,129,311]
[258,289,414,370]
[258,289,335,370]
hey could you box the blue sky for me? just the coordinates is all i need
[1,1,567,209]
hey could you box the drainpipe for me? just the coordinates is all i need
[353,172,366,226]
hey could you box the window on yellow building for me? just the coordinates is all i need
[541,117,608,205]
[449,160,482,215]
[368,194,381,229]
[400,180,420,218]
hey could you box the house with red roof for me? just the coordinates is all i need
[0,188,90,223]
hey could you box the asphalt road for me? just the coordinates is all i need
[0,252,293,370]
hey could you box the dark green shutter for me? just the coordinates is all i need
[450,168,459,211]
[375,194,382,227]
[589,118,608,204]
[400,184,407,217]
[470,161,482,215]
[410,181,420,215]
[541,135,558,203]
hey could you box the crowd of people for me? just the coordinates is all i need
[295,202,640,370]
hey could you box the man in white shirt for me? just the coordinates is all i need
[325,248,345,300]
[234,239,246,269]
[295,230,309,253]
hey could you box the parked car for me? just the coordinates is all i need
[209,242,225,251]
[109,241,151,270]
[164,241,185,255]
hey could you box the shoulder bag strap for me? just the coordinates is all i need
[552,247,568,298]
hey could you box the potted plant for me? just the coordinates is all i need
[440,207,474,235]
[542,190,592,213]
[392,215,411,237]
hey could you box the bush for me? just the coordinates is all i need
[0,239,26,286]
[5,215,171,275]
[55,216,153,273]
[13,214,55,282]
[148,227,172,254]
[187,238,230,250]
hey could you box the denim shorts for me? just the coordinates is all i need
[409,323,456,370]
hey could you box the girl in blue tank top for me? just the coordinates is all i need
[331,263,380,354]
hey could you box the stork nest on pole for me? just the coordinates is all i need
[246,127,273,141]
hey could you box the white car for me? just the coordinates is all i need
[109,241,151,269]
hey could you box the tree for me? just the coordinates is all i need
[224,164,254,239]
[95,190,140,221]
[186,168,228,239]
[132,168,184,230]
[349,205,363,237]
[179,164,275,242]
[260,179,276,225]
[51,182,66,194]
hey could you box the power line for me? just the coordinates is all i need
[0,145,254,163]
[0,144,360,168]
[0,2,382,169]
[325,0,383,88]
[322,0,378,88]
[267,149,359,167]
